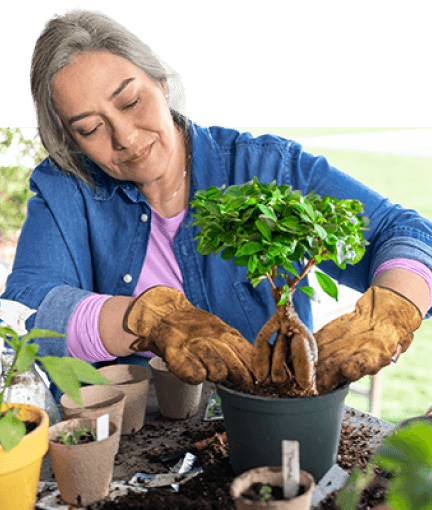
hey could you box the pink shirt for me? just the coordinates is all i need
[67,208,187,362]
[68,211,432,362]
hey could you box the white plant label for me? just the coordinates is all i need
[96,413,110,441]
[282,440,300,499]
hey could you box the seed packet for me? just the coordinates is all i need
[203,390,224,421]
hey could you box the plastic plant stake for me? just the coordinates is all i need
[96,413,109,442]
[282,440,300,499]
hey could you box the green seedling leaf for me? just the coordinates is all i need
[0,408,26,452]
[20,328,66,344]
[39,356,82,407]
[260,485,272,501]
[59,357,112,386]
[315,270,338,301]
[0,326,19,350]
[14,342,38,374]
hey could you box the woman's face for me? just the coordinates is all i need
[51,51,180,186]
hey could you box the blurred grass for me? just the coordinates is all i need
[239,127,432,424]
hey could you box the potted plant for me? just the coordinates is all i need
[0,324,111,510]
[230,466,315,510]
[336,417,432,510]
[48,416,120,506]
[189,177,369,480]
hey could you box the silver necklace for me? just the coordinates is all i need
[151,130,191,204]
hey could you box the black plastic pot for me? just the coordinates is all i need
[217,383,349,482]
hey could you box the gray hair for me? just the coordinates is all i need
[31,9,188,188]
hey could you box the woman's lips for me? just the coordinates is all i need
[123,143,153,166]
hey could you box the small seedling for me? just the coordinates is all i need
[56,421,96,445]
[0,325,111,451]
[259,485,272,502]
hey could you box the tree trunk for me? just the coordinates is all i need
[252,286,318,394]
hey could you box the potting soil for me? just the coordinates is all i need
[37,381,394,509]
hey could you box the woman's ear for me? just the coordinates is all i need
[160,78,168,97]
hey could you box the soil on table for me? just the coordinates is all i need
[42,380,385,510]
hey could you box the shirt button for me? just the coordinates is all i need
[140,214,148,222]
[123,274,133,283]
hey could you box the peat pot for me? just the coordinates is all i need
[60,385,126,437]
[48,417,119,506]
[217,382,349,482]
[0,403,49,510]
[149,356,203,419]
[97,364,151,434]
[231,466,315,510]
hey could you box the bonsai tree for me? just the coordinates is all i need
[0,325,111,451]
[190,177,369,394]
[336,419,432,510]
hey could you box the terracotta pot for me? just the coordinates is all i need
[97,364,151,434]
[231,466,315,510]
[0,403,49,510]
[60,385,126,437]
[48,416,119,506]
[149,356,203,419]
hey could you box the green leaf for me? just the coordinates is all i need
[0,408,26,452]
[221,246,236,260]
[233,255,249,267]
[277,285,290,306]
[241,241,263,255]
[315,270,338,301]
[257,204,277,222]
[223,185,244,198]
[0,326,19,350]
[281,216,301,231]
[281,259,299,277]
[255,219,272,240]
[21,328,66,344]
[298,286,320,303]
[39,357,83,407]
[59,357,112,386]
[314,224,327,240]
[14,343,38,373]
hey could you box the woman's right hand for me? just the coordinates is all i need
[124,286,254,386]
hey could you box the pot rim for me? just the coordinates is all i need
[217,381,349,403]
[0,402,48,441]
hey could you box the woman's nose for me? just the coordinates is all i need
[111,120,138,150]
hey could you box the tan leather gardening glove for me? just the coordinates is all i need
[315,286,422,395]
[124,286,254,386]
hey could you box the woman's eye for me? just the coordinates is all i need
[79,124,101,137]
[123,98,139,110]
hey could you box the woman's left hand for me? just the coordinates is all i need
[314,286,422,394]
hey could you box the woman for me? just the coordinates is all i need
[2,10,432,397]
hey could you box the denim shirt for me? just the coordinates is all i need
[2,122,432,358]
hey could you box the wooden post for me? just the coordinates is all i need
[282,440,300,499]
